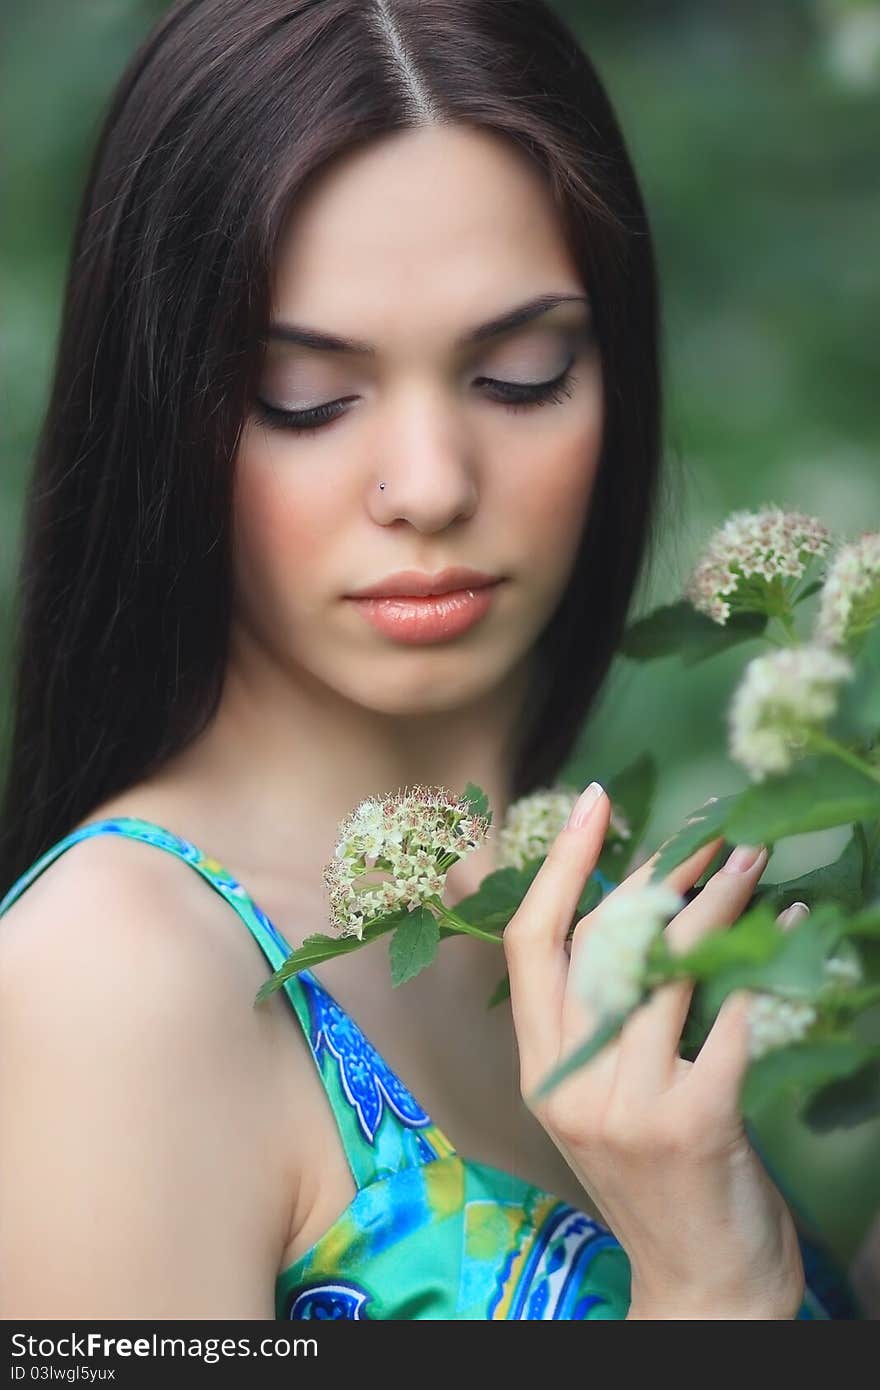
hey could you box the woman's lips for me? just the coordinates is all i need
[347,583,502,644]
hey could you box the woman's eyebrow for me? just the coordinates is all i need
[264,292,590,356]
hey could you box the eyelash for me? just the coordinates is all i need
[254,362,577,435]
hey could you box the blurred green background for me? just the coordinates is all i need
[2,0,878,1272]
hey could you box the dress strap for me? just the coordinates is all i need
[0,816,456,1190]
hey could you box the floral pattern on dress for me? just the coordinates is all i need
[494,1207,621,1320]
[298,969,432,1144]
[286,1280,372,1320]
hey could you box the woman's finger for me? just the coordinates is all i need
[599,798,725,900]
[503,782,610,1087]
[611,845,769,1095]
[686,987,753,1116]
[560,834,725,1054]
[689,901,810,1112]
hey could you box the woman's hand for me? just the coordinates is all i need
[502,782,805,1320]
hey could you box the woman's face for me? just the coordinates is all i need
[233,123,603,716]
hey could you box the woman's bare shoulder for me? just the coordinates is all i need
[2,826,268,994]
[0,825,319,1115]
[0,829,311,1317]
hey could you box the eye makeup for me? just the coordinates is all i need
[254,358,578,435]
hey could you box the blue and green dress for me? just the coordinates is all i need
[0,816,859,1319]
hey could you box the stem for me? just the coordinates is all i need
[805,731,880,784]
[778,609,797,637]
[430,898,504,945]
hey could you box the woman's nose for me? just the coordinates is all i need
[369,384,479,532]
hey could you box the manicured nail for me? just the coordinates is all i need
[779,901,810,930]
[567,782,605,830]
[722,843,768,874]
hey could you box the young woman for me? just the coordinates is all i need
[0,0,860,1319]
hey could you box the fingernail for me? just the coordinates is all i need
[779,901,810,930]
[567,782,605,830]
[722,843,767,874]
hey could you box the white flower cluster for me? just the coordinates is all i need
[815,532,880,647]
[684,507,830,626]
[747,996,818,1059]
[748,951,863,1060]
[823,953,864,988]
[323,784,490,939]
[574,884,683,1021]
[496,785,631,871]
[496,786,579,869]
[728,643,853,781]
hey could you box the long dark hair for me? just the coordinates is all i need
[0,0,663,897]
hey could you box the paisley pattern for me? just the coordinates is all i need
[286,1281,372,1320]
[298,970,432,1143]
[0,815,860,1321]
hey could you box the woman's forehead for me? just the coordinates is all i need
[269,125,583,353]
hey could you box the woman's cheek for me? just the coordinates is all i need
[233,433,337,624]
[500,400,603,592]
[537,439,601,545]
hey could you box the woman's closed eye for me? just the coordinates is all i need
[254,359,578,435]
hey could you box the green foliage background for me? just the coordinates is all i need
[2,1,878,1265]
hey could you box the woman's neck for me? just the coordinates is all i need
[126,642,533,916]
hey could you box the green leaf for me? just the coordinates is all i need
[861,820,880,906]
[600,753,658,876]
[530,1015,626,1103]
[726,757,880,842]
[741,1039,879,1121]
[452,860,544,933]
[487,973,511,1009]
[389,907,440,987]
[649,903,848,1017]
[843,905,880,939]
[802,1057,880,1132]
[701,910,843,1016]
[680,613,769,666]
[461,781,493,829]
[694,841,731,887]
[832,623,880,741]
[679,984,715,1060]
[835,983,880,1014]
[754,832,865,913]
[575,873,605,921]
[650,904,783,980]
[793,579,824,605]
[649,795,736,883]
[621,601,767,665]
[453,858,607,939]
[254,908,408,1003]
[598,838,636,880]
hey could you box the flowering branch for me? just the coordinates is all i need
[254,777,636,1002]
[253,505,879,1134]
